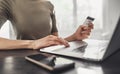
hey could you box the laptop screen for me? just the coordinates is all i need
[102,17,120,60]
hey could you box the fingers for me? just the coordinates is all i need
[47,35,69,47]
[47,39,69,47]
[58,37,69,47]
[81,31,90,35]
[81,27,91,35]
[81,23,94,34]
[47,40,61,46]
[88,22,94,29]
[32,35,70,50]
[81,23,94,30]
[78,24,93,40]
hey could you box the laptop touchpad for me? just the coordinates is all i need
[72,45,87,53]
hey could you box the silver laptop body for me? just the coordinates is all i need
[40,17,120,61]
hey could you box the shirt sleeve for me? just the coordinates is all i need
[51,10,58,33]
[0,1,7,29]
[49,1,58,33]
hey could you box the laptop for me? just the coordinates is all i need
[40,17,120,61]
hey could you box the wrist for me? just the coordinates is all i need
[70,33,77,41]
[26,40,35,49]
[65,34,76,42]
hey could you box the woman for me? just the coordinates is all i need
[0,0,93,50]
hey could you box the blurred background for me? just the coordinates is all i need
[0,0,120,40]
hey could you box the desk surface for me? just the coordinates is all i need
[0,49,120,74]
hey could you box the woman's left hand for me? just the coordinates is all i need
[71,23,94,41]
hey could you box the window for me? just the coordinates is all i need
[0,0,119,40]
[49,0,103,39]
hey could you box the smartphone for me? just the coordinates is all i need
[83,16,95,25]
[25,54,75,72]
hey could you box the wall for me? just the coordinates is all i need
[102,0,120,40]
[103,0,120,26]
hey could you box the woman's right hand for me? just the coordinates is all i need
[29,35,69,50]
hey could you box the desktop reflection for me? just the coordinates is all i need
[76,65,103,74]
[2,57,15,74]
[73,61,103,74]
[0,53,120,74]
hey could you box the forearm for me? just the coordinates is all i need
[0,38,34,50]
[64,34,76,42]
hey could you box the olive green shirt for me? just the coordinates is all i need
[0,0,58,40]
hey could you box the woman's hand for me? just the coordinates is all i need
[65,23,94,41]
[29,35,69,50]
[73,23,93,40]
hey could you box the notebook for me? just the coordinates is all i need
[40,17,120,61]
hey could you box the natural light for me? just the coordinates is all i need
[0,0,119,41]
[50,0,103,38]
